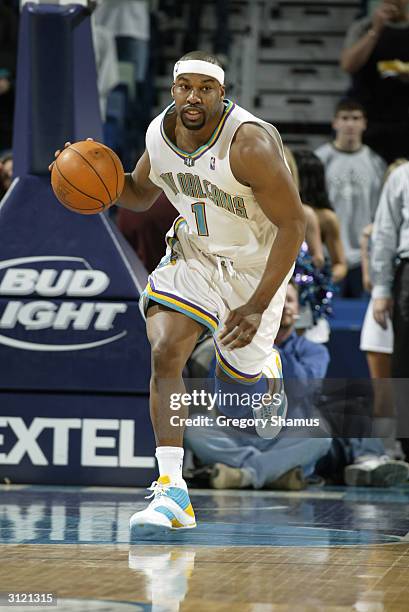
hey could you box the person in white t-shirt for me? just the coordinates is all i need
[316,99,386,297]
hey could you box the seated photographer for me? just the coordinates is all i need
[184,283,332,490]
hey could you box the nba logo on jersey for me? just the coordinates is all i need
[184,157,194,167]
[210,157,216,170]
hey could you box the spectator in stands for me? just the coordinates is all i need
[315,99,386,297]
[185,282,332,490]
[285,146,324,270]
[359,160,407,455]
[94,0,151,159]
[181,0,231,66]
[94,0,150,83]
[116,192,177,273]
[91,19,120,122]
[0,152,13,199]
[360,223,394,439]
[371,160,409,461]
[0,2,18,151]
[284,147,326,334]
[341,0,409,163]
[293,150,347,343]
[293,150,347,286]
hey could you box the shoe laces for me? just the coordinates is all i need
[145,480,171,500]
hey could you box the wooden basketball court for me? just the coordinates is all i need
[1,484,409,611]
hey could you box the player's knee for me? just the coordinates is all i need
[150,340,185,377]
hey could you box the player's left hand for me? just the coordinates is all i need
[219,304,263,349]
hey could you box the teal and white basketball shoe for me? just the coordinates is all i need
[130,475,196,539]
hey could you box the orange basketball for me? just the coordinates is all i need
[51,140,125,214]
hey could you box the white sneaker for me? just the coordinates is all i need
[344,455,409,487]
[253,349,287,439]
[129,475,196,540]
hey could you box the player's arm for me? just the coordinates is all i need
[320,209,347,283]
[118,149,162,212]
[219,124,306,349]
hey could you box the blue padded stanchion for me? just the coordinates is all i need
[0,3,155,486]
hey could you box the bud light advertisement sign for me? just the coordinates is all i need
[0,177,151,394]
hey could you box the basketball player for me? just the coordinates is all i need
[52,51,305,536]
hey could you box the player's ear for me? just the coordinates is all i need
[171,83,175,98]
[220,85,225,100]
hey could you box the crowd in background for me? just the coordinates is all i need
[1,0,409,490]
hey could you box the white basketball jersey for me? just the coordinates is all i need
[146,99,288,268]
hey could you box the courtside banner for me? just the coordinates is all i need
[0,177,148,299]
[0,298,148,392]
[0,176,151,393]
[0,393,155,486]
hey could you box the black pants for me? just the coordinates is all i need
[392,261,409,376]
[364,121,409,165]
[338,266,365,298]
[392,260,409,459]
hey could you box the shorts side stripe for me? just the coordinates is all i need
[214,341,262,383]
[166,216,187,251]
[146,282,218,332]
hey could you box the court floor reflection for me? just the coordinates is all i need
[1,484,409,610]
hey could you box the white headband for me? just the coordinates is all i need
[173,59,225,85]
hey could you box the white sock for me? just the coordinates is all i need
[155,446,184,485]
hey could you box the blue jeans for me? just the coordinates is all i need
[315,437,386,481]
[347,438,385,462]
[185,424,332,489]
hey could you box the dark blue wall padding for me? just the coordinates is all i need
[328,299,370,378]
[13,3,103,176]
[0,393,156,486]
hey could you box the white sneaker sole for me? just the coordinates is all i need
[254,359,287,439]
[254,392,288,439]
[345,462,409,487]
[130,520,196,540]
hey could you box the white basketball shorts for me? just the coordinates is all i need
[139,216,293,382]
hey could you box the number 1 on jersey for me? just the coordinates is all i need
[191,202,209,236]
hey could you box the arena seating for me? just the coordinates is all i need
[155,0,361,150]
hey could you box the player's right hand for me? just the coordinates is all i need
[48,138,94,172]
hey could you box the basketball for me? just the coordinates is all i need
[51,140,125,214]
